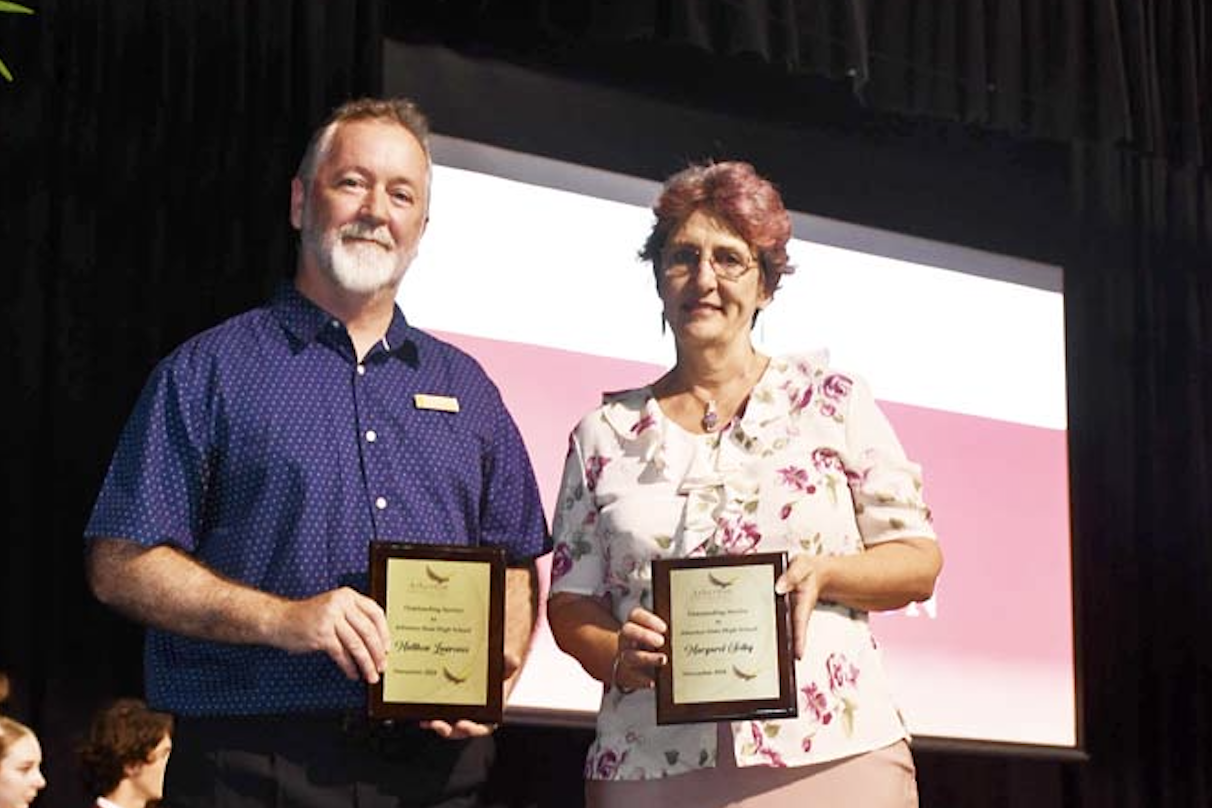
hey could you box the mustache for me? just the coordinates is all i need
[338,222,395,249]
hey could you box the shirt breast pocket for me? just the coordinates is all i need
[389,410,485,502]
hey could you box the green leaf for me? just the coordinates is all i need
[0,4,34,83]
[763,723,781,738]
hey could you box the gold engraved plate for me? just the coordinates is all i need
[369,543,505,722]
[652,552,797,724]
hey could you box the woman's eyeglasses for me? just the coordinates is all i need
[660,244,757,281]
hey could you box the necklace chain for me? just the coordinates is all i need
[687,353,763,433]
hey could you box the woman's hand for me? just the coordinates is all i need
[775,555,826,659]
[774,539,943,659]
[612,607,668,692]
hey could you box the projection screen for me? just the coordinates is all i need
[396,135,1076,752]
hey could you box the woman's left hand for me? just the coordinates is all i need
[775,555,827,659]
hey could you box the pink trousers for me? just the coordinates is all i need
[586,726,918,808]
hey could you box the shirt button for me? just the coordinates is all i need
[330,319,341,329]
[356,364,366,376]
[365,430,377,443]
[375,496,388,510]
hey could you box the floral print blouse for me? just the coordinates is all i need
[549,352,937,780]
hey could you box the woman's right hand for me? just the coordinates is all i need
[612,607,668,692]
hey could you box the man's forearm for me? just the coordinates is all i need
[503,563,539,687]
[88,537,391,682]
[88,537,289,645]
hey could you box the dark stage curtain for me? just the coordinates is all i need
[1066,144,1212,808]
[0,2,381,806]
[392,0,1207,159]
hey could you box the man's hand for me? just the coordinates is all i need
[419,719,498,739]
[89,539,392,682]
[275,587,390,683]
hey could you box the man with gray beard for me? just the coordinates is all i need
[84,98,550,808]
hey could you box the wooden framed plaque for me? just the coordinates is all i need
[368,542,505,723]
[651,552,797,725]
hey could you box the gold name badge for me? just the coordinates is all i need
[414,394,460,413]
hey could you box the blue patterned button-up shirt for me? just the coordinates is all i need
[86,284,550,716]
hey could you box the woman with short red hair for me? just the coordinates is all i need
[547,161,943,807]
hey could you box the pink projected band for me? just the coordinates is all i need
[436,331,1075,747]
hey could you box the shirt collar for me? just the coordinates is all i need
[271,283,419,366]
